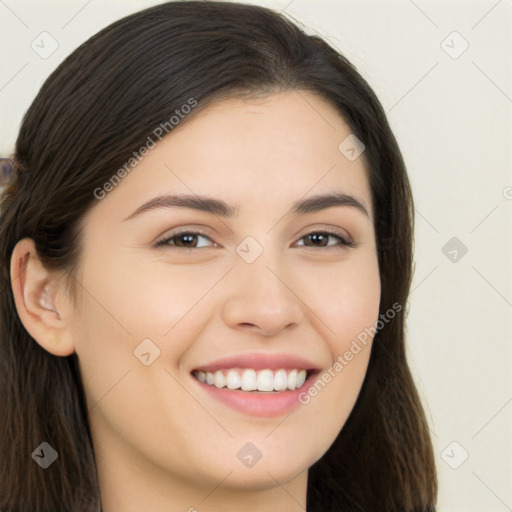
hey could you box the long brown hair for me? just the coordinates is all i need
[0,2,437,510]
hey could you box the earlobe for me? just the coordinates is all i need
[10,237,75,357]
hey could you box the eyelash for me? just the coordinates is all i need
[155,228,355,250]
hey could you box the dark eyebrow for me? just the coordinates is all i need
[123,194,237,221]
[291,192,370,218]
[123,191,370,221]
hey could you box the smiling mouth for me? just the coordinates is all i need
[192,368,312,392]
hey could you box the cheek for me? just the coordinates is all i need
[74,254,222,351]
[71,256,233,421]
[291,256,380,457]
[289,250,380,422]
[294,251,381,346]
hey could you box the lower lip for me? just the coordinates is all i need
[192,372,319,418]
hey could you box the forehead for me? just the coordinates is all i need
[87,90,373,223]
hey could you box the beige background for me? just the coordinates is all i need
[1,1,511,510]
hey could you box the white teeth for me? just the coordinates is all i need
[273,369,288,391]
[213,370,226,388]
[241,369,257,391]
[226,369,241,390]
[257,369,274,391]
[195,368,310,392]
[287,369,297,390]
[296,369,307,388]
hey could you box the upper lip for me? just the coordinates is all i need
[192,353,322,373]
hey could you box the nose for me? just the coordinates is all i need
[221,251,305,337]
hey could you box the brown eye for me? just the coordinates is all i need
[155,231,214,249]
[297,231,355,249]
[303,233,330,247]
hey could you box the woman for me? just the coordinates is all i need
[0,2,437,511]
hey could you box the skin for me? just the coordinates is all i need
[11,90,380,512]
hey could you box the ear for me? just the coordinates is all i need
[10,237,75,357]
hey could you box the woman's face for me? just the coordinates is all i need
[69,91,380,503]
